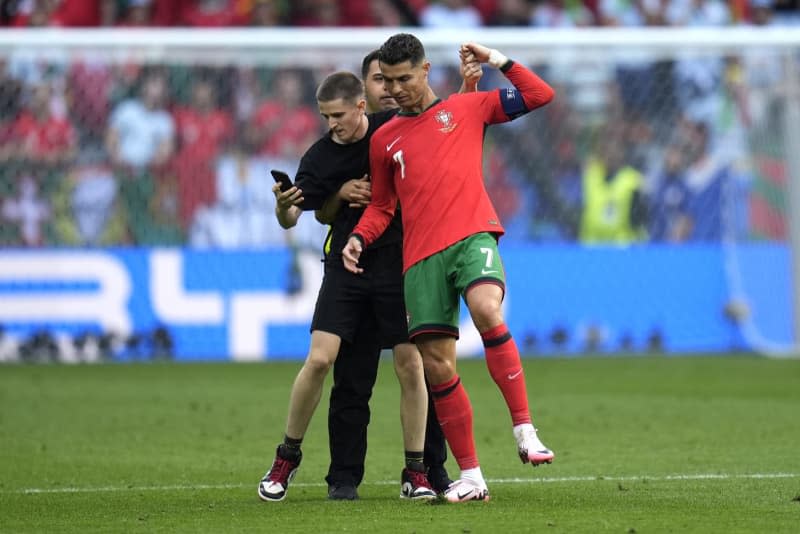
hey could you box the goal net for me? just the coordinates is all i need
[0,28,797,360]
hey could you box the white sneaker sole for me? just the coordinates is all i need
[443,481,491,503]
[519,449,555,466]
[258,485,287,502]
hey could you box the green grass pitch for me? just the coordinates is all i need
[1,355,798,533]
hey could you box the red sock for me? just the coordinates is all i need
[430,375,478,470]
[481,324,532,426]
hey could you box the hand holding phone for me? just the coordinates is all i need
[271,170,294,192]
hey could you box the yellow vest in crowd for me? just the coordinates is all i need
[579,157,647,245]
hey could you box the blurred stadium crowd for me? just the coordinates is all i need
[1,0,799,28]
[0,0,797,249]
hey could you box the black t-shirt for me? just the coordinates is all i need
[295,109,401,259]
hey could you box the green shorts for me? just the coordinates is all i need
[404,232,506,340]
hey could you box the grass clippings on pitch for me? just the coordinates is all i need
[1,355,798,533]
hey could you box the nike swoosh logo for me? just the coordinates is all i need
[457,490,473,500]
[481,269,498,275]
[386,136,402,151]
[507,369,523,380]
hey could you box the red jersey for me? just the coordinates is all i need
[54,0,100,26]
[252,100,319,158]
[13,112,76,158]
[173,106,233,163]
[354,62,554,272]
[181,0,249,27]
[68,61,114,136]
[173,106,234,226]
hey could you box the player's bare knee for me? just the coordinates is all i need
[469,301,503,332]
[393,353,424,385]
[423,357,455,385]
[305,349,335,376]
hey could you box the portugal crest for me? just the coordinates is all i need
[434,109,457,133]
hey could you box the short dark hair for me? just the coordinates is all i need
[361,49,380,79]
[378,33,425,67]
[316,71,364,103]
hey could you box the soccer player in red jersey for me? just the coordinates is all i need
[343,34,556,503]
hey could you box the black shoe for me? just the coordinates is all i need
[427,466,453,495]
[328,484,359,500]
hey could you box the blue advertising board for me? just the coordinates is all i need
[0,244,793,360]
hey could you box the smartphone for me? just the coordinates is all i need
[270,170,294,192]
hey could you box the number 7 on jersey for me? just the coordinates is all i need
[392,150,406,180]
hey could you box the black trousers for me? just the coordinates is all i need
[325,322,448,487]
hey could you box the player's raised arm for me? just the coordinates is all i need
[461,42,555,115]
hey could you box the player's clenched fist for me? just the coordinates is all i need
[459,50,482,92]
[460,42,509,69]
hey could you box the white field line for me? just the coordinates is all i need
[10,472,799,495]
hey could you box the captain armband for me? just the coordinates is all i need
[499,87,528,120]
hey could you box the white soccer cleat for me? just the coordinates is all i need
[514,425,555,466]
[443,479,490,503]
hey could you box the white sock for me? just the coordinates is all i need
[460,467,487,489]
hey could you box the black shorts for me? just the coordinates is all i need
[311,244,409,348]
